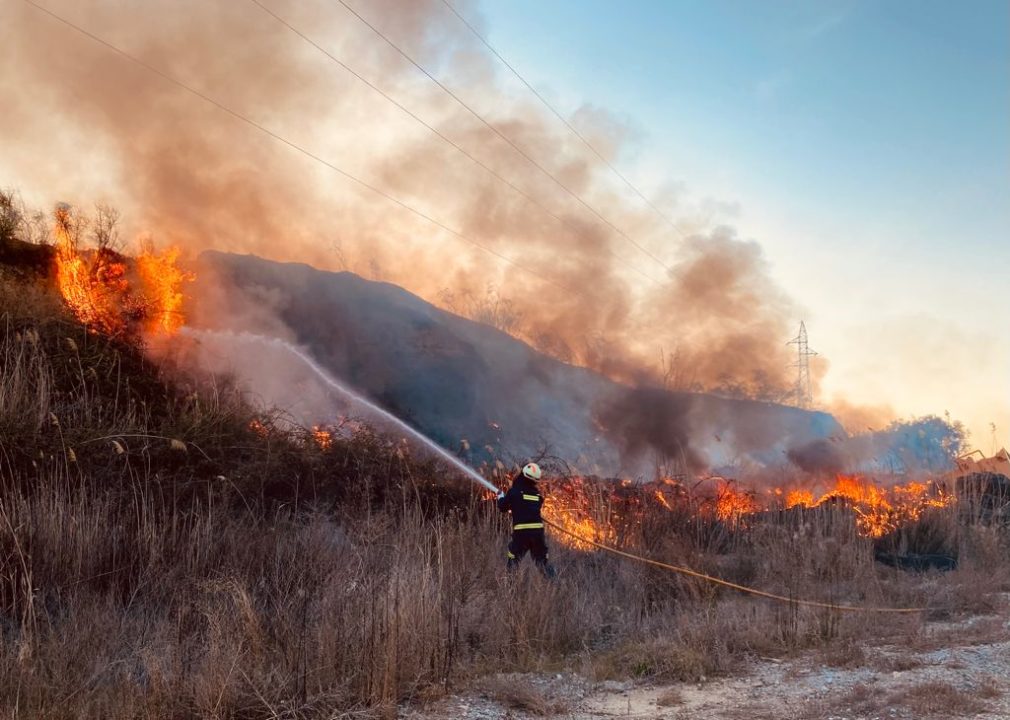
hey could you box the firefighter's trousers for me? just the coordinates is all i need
[507,529,556,578]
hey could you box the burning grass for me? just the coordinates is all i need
[538,472,959,559]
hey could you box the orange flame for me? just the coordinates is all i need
[540,472,955,547]
[713,482,759,521]
[54,210,129,335]
[136,244,194,335]
[774,475,955,537]
[785,489,815,508]
[542,476,621,549]
[52,210,192,336]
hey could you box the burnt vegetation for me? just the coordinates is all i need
[1,194,1009,719]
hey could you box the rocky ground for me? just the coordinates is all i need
[404,610,1010,720]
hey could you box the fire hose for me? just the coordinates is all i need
[542,518,925,614]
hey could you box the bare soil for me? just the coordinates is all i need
[406,608,1010,720]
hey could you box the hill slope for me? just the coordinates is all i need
[191,250,844,476]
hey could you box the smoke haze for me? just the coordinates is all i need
[0,0,815,394]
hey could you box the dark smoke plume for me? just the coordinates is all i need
[595,387,707,472]
[787,438,846,475]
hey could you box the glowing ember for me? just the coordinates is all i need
[312,426,333,450]
[249,418,269,437]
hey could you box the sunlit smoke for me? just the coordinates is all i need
[3,0,813,406]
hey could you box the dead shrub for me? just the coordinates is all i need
[477,676,569,716]
[977,675,1002,700]
[656,687,684,707]
[820,639,866,668]
[869,651,923,672]
[890,680,986,716]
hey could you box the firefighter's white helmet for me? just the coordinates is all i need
[522,462,542,481]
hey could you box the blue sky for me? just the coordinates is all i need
[478,0,1009,446]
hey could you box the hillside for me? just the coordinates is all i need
[190,250,845,476]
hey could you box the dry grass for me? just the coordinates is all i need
[819,639,867,668]
[655,687,684,707]
[477,676,569,716]
[908,616,1010,653]
[891,680,986,716]
[1,245,1009,718]
[816,678,993,719]
[978,674,1003,700]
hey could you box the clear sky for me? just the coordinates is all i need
[477,0,1009,449]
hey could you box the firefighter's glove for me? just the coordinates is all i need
[496,491,505,500]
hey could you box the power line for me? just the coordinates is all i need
[439,0,689,242]
[248,0,662,286]
[21,0,584,298]
[335,0,671,274]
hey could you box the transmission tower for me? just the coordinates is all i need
[787,321,818,408]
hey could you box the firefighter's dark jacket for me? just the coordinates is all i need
[497,474,543,530]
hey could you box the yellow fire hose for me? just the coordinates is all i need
[543,518,925,614]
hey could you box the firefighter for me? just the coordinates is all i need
[496,462,556,578]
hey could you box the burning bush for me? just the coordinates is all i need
[51,204,192,338]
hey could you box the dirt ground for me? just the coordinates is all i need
[405,610,1010,720]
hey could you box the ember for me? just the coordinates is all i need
[249,418,269,437]
[312,425,333,450]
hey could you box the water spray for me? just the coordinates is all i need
[180,327,500,494]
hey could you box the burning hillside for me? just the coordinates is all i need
[23,203,974,539]
[13,199,977,553]
[186,250,848,478]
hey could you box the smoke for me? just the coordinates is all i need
[2,0,805,402]
[827,397,898,435]
[786,439,846,474]
[785,416,966,476]
[595,387,706,472]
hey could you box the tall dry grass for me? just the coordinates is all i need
[1,262,1009,718]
